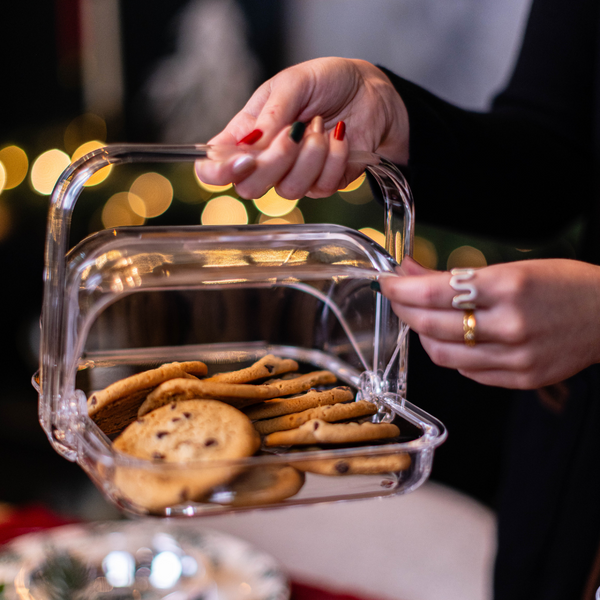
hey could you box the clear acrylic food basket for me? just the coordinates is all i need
[35,144,446,517]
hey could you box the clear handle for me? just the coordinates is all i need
[39,144,414,459]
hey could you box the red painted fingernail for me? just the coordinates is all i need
[237,129,263,145]
[334,121,346,141]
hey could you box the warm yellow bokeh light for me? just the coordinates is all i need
[359,227,386,247]
[194,169,233,194]
[339,172,366,192]
[0,162,6,194]
[126,192,147,219]
[64,113,107,154]
[414,236,438,269]
[338,173,367,192]
[447,245,487,269]
[129,172,173,218]
[339,172,372,205]
[253,188,298,217]
[201,195,248,225]
[30,149,71,195]
[102,192,146,228]
[259,207,304,225]
[0,200,12,242]
[71,141,112,186]
[0,145,29,189]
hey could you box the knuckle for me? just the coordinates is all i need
[274,182,305,200]
[421,281,444,306]
[311,181,339,198]
[413,313,437,337]
[499,313,529,344]
[423,340,451,367]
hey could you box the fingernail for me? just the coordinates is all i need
[370,281,381,293]
[334,121,346,141]
[237,129,263,146]
[312,116,324,134]
[232,154,256,176]
[289,121,307,144]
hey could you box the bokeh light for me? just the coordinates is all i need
[64,113,107,154]
[201,195,248,225]
[447,245,487,269]
[414,236,438,269]
[194,169,233,194]
[0,145,29,189]
[253,188,298,217]
[71,140,112,186]
[259,207,304,225]
[339,173,372,205]
[339,172,366,192]
[359,227,386,247]
[102,192,146,228]
[0,162,5,194]
[30,149,70,195]
[0,200,12,242]
[129,172,173,218]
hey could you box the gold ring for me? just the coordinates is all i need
[463,309,476,347]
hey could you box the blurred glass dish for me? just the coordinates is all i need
[0,520,289,600]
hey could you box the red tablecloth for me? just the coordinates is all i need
[0,505,384,600]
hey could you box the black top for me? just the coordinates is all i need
[384,0,598,252]
[380,0,600,598]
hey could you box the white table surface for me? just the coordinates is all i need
[201,481,497,600]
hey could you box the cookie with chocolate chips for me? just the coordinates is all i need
[87,361,207,438]
[203,354,299,384]
[253,399,378,435]
[264,419,400,447]
[244,386,354,420]
[293,453,411,476]
[208,464,305,507]
[112,399,260,512]
[137,370,338,416]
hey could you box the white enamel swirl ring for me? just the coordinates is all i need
[449,268,477,310]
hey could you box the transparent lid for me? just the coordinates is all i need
[39,145,416,462]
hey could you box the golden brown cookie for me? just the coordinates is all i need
[253,400,377,435]
[244,387,354,420]
[88,361,208,438]
[113,399,260,512]
[209,464,305,507]
[293,453,411,476]
[264,419,400,447]
[204,355,299,384]
[138,370,337,416]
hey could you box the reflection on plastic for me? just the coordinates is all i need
[102,550,135,587]
[150,551,183,589]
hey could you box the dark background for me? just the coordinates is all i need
[0,0,516,515]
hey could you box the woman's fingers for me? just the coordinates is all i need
[305,121,351,197]
[381,270,492,310]
[418,334,525,372]
[233,122,313,199]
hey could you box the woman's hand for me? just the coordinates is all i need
[195,57,409,199]
[380,257,600,389]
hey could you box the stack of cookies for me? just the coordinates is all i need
[87,355,410,513]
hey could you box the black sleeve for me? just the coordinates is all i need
[379,0,597,245]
